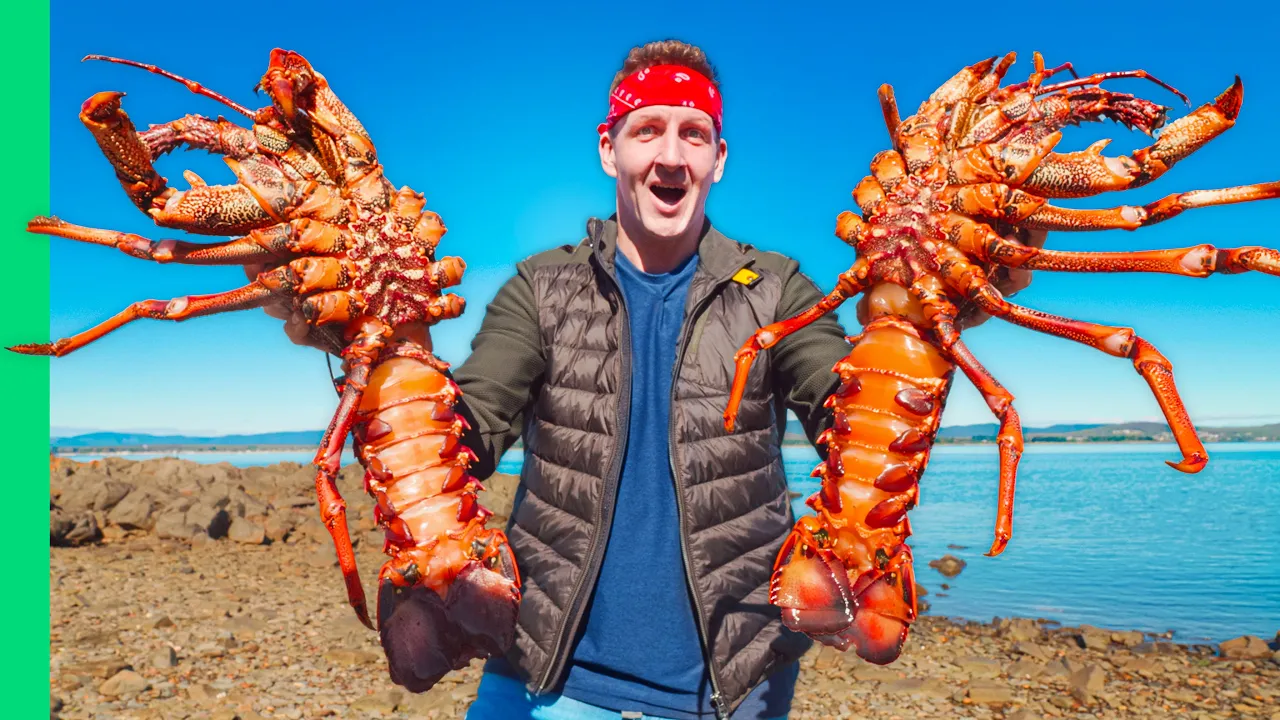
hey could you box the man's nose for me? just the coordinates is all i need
[655,131,684,169]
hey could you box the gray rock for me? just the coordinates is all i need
[1013,641,1051,661]
[228,518,266,545]
[1111,630,1144,646]
[93,481,135,512]
[150,646,177,669]
[54,471,113,511]
[106,491,156,530]
[154,511,200,540]
[186,503,231,538]
[274,495,316,509]
[1219,635,1272,659]
[928,554,966,577]
[263,514,296,543]
[51,510,100,546]
[1076,628,1111,651]
[99,669,149,697]
[1006,659,1044,678]
[955,656,1003,678]
[967,680,1014,704]
[350,688,404,713]
[147,615,175,629]
[1069,663,1106,702]
[999,617,1042,642]
[323,648,379,665]
[231,487,269,519]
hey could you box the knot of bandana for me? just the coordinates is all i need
[597,64,722,135]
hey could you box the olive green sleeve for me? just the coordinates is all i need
[450,263,544,479]
[768,264,850,448]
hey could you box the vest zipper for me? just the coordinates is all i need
[668,267,747,720]
[536,256,633,693]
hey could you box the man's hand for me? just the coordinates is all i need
[244,262,345,355]
[955,227,1048,331]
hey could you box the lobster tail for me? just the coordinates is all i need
[771,316,952,664]
[356,346,521,684]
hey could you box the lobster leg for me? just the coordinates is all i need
[1017,181,1280,231]
[725,263,868,432]
[8,283,276,357]
[1019,78,1242,198]
[28,215,283,265]
[994,243,1280,277]
[913,284,1024,556]
[964,289,1207,474]
[314,358,376,629]
[138,114,259,161]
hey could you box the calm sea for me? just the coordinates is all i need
[66,442,1280,644]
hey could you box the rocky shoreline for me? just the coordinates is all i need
[49,457,1280,719]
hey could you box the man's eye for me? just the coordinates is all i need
[684,129,706,141]
[636,126,656,136]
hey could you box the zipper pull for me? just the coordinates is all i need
[711,691,728,718]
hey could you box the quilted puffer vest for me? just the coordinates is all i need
[502,217,815,717]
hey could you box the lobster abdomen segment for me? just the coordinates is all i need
[773,312,953,664]
[355,353,520,689]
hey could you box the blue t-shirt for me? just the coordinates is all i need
[557,250,796,719]
[484,249,797,719]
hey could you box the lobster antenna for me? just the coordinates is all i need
[325,351,345,396]
[82,55,258,119]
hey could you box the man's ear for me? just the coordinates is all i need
[712,136,728,183]
[599,130,618,179]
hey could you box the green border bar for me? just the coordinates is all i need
[1,1,50,716]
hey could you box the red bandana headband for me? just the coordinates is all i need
[597,64,723,135]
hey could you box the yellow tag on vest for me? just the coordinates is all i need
[731,268,760,287]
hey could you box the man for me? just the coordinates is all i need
[262,40,1042,719]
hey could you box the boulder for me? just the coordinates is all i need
[106,491,156,530]
[928,554,966,577]
[186,503,231,538]
[154,511,201,540]
[50,510,100,546]
[1219,635,1272,659]
[1069,663,1107,702]
[227,518,266,545]
[99,669,149,697]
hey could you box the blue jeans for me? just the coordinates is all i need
[465,672,788,720]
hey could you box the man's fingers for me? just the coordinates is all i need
[991,228,1047,298]
[262,302,293,321]
[1002,266,1033,297]
[1020,228,1048,251]
[284,310,313,345]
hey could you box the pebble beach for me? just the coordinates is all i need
[48,457,1280,719]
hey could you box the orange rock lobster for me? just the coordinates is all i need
[723,53,1280,665]
[13,50,521,690]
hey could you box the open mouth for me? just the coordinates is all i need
[649,184,688,206]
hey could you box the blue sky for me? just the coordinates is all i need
[39,0,1280,435]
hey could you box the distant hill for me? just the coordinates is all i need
[52,430,324,450]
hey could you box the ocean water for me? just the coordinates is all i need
[65,442,1280,644]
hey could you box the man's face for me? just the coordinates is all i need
[600,105,728,241]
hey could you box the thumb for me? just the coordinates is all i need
[284,309,313,345]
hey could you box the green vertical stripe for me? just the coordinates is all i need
[2,2,50,717]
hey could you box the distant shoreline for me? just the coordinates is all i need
[52,437,1277,455]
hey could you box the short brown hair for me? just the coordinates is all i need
[609,39,720,93]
